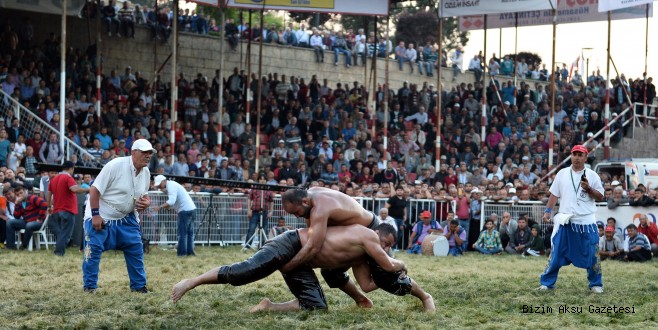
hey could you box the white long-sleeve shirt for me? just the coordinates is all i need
[163,180,196,212]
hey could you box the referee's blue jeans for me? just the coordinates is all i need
[245,211,268,246]
[82,213,147,290]
[177,210,196,257]
[540,223,602,289]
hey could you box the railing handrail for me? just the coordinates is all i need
[0,89,101,164]
[540,104,634,182]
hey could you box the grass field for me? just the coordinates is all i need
[1,245,657,329]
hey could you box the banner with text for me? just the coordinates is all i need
[189,0,220,7]
[599,0,654,12]
[440,0,553,17]
[458,1,653,31]
[0,0,88,16]
[227,0,388,16]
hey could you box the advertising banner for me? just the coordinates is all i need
[441,0,553,17]
[227,0,388,16]
[0,0,88,16]
[189,0,220,7]
[599,0,653,12]
[458,1,653,30]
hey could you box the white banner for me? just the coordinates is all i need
[189,0,220,7]
[226,0,388,16]
[459,2,653,31]
[440,0,553,17]
[599,0,653,12]
[595,205,658,238]
[0,0,88,16]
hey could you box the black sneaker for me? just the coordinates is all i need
[83,287,97,293]
[131,287,148,293]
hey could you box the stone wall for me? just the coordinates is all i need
[609,126,658,160]
[3,10,508,92]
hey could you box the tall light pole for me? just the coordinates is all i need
[582,47,593,84]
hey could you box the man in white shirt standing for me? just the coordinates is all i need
[82,139,154,293]
[310,29,324,63]
[468,54,482,83]
[153,175,197,257]
[538,145,604,293]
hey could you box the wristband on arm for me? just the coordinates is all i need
[544,207,552,214]
[91,208,100,216]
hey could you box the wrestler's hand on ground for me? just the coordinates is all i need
[92,215,104,231]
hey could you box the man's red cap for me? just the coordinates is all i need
[421,210,432,218]
[571,145,588,155]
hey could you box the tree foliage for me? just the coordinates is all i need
[504,52,543,67]
[394,10,468,50]
[288,12,332,28]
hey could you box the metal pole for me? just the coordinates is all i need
[60,0,67,163]
[95,0,102,122]
[371,17,378,140]
[548,7,557,169]
[498,28,502,60]
[480,15,487,152]
[218,3,226,154]
[170,0,179,164]
[513,13,518,106]
[383,16,390,168]
[255,10,264,174]
[153,0,158,104]
[239,10,244,72]
[435,14,443,170]
[245,10,252,125]
[604,11,611,159]
[643,4,649,127]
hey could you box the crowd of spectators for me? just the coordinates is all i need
[1,8,658,254]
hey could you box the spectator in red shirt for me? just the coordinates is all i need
[46,161,90,256]
[5,185,48,250]
[637,214,658,256]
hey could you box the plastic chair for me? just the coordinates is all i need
[18,216,50,251]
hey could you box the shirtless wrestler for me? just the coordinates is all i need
[278,187,381,273]
[171,224,435,313]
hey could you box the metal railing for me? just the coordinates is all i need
[0,90,100,166]
[35,193,451,247]
[540,104,634,182]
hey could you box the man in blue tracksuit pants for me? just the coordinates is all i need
[82,139,154,293]
[538,145,605,293]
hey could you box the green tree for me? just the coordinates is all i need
[394,10,468,50]
[504,52,543,67]
[288,12,332,28]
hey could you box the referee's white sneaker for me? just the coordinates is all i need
[590,286,604,294]
[535,285,553,291]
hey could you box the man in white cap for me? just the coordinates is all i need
[153,175,197,257]
[82,139,154,293]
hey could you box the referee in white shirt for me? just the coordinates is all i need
[538,145,604,293]
[153,175,197,257]
[82,139,153,293]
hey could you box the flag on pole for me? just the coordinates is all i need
[569,56,580,80]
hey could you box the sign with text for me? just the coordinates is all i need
[227,0,388,16]
[1,0,88,16]
[189,0,220,7]
[440,0,553,17]
[599,0,654,12]
[458,1,653,30]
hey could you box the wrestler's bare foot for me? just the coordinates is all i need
[250,298,273,313]
[422,294,436,313]
[171,279,194,303]
[356,297,373,309]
